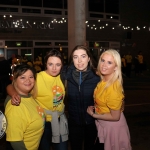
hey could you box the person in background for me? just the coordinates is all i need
[6,50,68,150]
[87,49,131,150]
[38,52,43,63]
[61,45,103,150]
[22,55,28,64]
[33,57,43,73]
[133,54,139,76]
[4,64,45,150]
[121,54,126,76]
[27,59,33,67]
[125,51,132,77]
[0,56,11,99]
[9,54,17,65]
[137,51,144,75]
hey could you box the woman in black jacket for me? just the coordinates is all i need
[61,45,103,150]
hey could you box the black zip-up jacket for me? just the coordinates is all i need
[61,64,100,125]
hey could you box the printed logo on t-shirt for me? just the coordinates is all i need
[52,85,64,109]
[36,106,45,122]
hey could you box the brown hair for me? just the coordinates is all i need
[44,49,63,70]
[68,45,97,71]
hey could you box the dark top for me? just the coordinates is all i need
[61,64,100,125]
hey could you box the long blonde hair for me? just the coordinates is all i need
[97,49,124,93]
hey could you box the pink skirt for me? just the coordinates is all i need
[95,112,132,150]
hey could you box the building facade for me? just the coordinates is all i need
[0,0,150,68]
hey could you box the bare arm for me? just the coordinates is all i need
[87,106,121,121]
[6,84,21,105]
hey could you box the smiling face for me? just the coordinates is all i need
[45,56,62,76]
[100,53,117,81]
[73,49,90,71]
[15,70,35,95]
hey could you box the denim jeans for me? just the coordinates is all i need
[53,136,68,150]
[39,122,52,150]
[68,119,98,150]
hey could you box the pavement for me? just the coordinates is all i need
[122,71,150,150]
[0,70,150,150]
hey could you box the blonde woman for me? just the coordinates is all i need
[87,49,131,150]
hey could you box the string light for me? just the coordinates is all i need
[0,15,149,31]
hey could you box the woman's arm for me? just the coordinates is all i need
[87,106,121,121]
[6,84,21,105]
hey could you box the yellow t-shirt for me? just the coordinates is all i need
[94,80,124,114]
[138,55,143,64]
[125,55,132,63]
[36,71,65,121]
[121,57,126,67]
[27,61,33,67]
[5,95,45,150]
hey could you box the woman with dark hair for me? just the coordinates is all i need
[5,64,45,150]
[6,49,68,150]
[61,45,102,150]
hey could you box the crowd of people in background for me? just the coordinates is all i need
[121,51,145,78]
[7,53,44,73]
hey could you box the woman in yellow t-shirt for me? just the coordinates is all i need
[5,64,45,150]
[33,57,43,73]
[6,50,68,150]
[87,49,131,150]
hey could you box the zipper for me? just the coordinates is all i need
[79,71,81,92]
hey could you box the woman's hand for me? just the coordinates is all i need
[11,94,21,106]
[7,84,21,106]
[87,106,95,116]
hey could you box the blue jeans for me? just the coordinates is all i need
[39,122,68,150]
[53,136,68,150]
[68,119,98,150]
[39,122,52,150]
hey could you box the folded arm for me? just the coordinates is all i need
[87,106,121,121]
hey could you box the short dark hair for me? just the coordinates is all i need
[13,64,36,81]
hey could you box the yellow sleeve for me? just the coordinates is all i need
[5,102,28,141]
[106,82,124,110]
